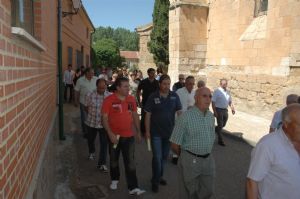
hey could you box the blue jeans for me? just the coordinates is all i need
[151,136,170,185]
[79,103,87,133]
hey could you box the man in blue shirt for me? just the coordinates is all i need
[144,74,182,193]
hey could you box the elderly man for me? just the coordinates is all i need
[170,87,216,199]
[246,104,300,199]
[172,74,185,92]
[212,79,235,146]
[75,68,98,137]
[197,80,206,89]
[172,76,195,164]
[269,94,298,133]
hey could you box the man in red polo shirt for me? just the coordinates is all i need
[102,77,145,196]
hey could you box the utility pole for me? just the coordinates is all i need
[57,0,65,140]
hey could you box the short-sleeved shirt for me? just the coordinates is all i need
[144,91,182,138]
[247,127,300,199]
[212,87,232,109]
[101,93,137,137]
[85,90,111,128]
[170,107,215,155]
[176,87,195,112]
[137,78,159,106]
[270,109,282,131]
[74,76,98,105]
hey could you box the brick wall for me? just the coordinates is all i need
[0,0,58,199]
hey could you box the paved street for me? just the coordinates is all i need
[54,104,252,199]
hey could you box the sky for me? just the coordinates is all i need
[82,0,155,31]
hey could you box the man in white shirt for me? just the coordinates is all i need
[212,79,235,146]
[247,104,300,199]
[176,76,195,112]
[63,64,75,103]
[74,68,98,136]
[269,94,298,133]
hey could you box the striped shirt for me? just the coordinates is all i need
[170,106,215,155]
[85,90,111,128]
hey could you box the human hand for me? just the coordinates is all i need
[109,133,119,144]
[232,109,236,115]
[145,131,150,140]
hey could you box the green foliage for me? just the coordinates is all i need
[148,0,170,67]
[93,38,123,69]
[92,26,139,51]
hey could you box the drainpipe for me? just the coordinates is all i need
[57,0,66,140]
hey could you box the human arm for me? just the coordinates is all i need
[102,113,118,144]
[212,102,218,117]
[229,100,235,115]
[171,143,181,156]
[132,111,142,142]
[74,91,80,107]
[246,178,259,199]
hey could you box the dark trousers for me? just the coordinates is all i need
[79,103,87,133]
[140,108,146,135]
[151,136,170,185]
[86,126,108,165]
[215,108,228,142]
[109,136,138,190]
[64,84,73,102]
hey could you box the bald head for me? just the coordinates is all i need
[194,87,212,111]
[282,104,300,142]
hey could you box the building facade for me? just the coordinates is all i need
[62,0,95,70]
[0,0,94,199]
[168,0,300,142]
[120,51,139,68]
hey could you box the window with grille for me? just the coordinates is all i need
[11,0,34,35]
[254,0,268,17]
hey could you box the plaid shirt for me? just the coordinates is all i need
[170,106,215,155]
[85,90,111,128]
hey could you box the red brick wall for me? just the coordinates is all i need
[0,1,58,199]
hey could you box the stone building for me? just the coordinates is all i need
[168,0,300,143]
[0,1,94,198]
[62,0,95,69]
[136,23,156,76]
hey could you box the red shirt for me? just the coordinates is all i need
[102,93,137,137]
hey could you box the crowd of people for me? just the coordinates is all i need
[63,64,300,198]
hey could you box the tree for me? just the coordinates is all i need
[148,0,170,67]
[93,38,122,69]
[92,26,139,51]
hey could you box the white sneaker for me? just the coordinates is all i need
[98,165,108,173]
[110,180,119,190]
[129,188,146,196]
[88,153,95,160]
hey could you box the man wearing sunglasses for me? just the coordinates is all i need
[212,79,235,146]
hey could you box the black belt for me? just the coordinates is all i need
[186,150,210,158]
[216,107,227,110]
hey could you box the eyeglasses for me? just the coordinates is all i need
[202,94,212,98]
